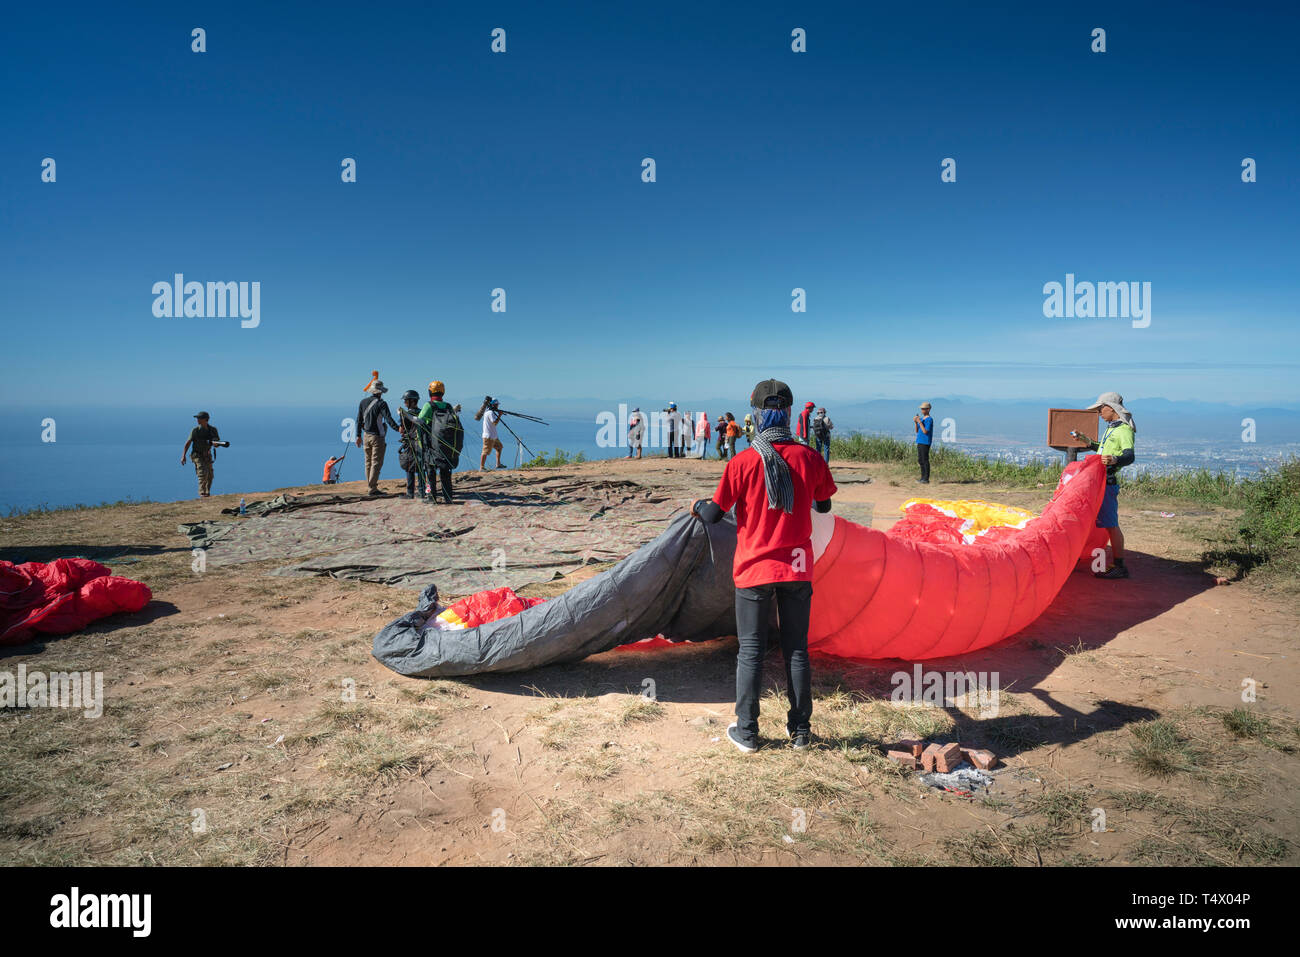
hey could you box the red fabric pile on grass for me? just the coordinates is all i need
[0,558,152,646]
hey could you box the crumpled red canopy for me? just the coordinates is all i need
[0,558,151,646]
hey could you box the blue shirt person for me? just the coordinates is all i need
[913,401,934,483]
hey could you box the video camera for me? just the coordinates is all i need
[474,396,501,421]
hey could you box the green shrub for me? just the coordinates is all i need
[1202,459,1300,582]
[520,448,588,469]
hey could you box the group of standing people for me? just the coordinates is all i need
[355,379,465,503]
[627,403,836,462]
[626,405,744,459]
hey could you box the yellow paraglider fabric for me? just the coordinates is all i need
[899,498,1036,543]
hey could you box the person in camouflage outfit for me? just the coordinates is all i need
[181,411,222,497]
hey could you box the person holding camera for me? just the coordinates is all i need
[913,401,933,483]
[181,411,228,498]
[1074,391,1137,580]
[480,398,505,470]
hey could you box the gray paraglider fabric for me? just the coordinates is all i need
[372,512,740,677]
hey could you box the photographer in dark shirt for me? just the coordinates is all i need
[181,411,227,498]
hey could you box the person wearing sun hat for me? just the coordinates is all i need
[1078,391,1137,579]
[356,380,400,496]
[691,378,838,755]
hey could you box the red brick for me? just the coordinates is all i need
[935,743,963,773]
[920,743,944,773]
[886,750,917,770]
[960,747,996,770]
[898,737,925,758]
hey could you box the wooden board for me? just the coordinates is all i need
[1048,408,1097,448]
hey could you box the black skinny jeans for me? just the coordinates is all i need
[917,443,931,481]
[733,580,814,740]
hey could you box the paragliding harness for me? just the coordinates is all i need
[322,443,348,484]
[398,406,465,502]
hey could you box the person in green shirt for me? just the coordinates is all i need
[1077,391,1136,579]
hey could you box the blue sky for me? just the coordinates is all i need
[2,0,1297,413]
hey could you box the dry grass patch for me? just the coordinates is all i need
[1102,788,1289,865]
[617,698,664,726]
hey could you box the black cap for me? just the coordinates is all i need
[194,411,210,419]
[749,379,793,410]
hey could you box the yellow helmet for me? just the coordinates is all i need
[428,380,446,396]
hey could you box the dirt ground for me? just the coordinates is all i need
[2,455,1297,866]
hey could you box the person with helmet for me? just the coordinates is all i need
[357,380,400,496]
[397,389,424,498]
[692,379,837,754]
[418,380,465,503]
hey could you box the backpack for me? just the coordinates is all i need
[814,416,832,440]
[428,405,465,468]
[361,396,388,434]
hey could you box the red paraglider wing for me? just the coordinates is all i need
[808,456,1107,659]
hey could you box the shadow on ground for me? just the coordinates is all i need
[0,600,180,660]
[450,548,1207,761]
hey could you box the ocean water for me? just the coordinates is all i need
[0,407,628,514]
[1,407,1294,514]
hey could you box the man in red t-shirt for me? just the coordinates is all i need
[692,379,837,753]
